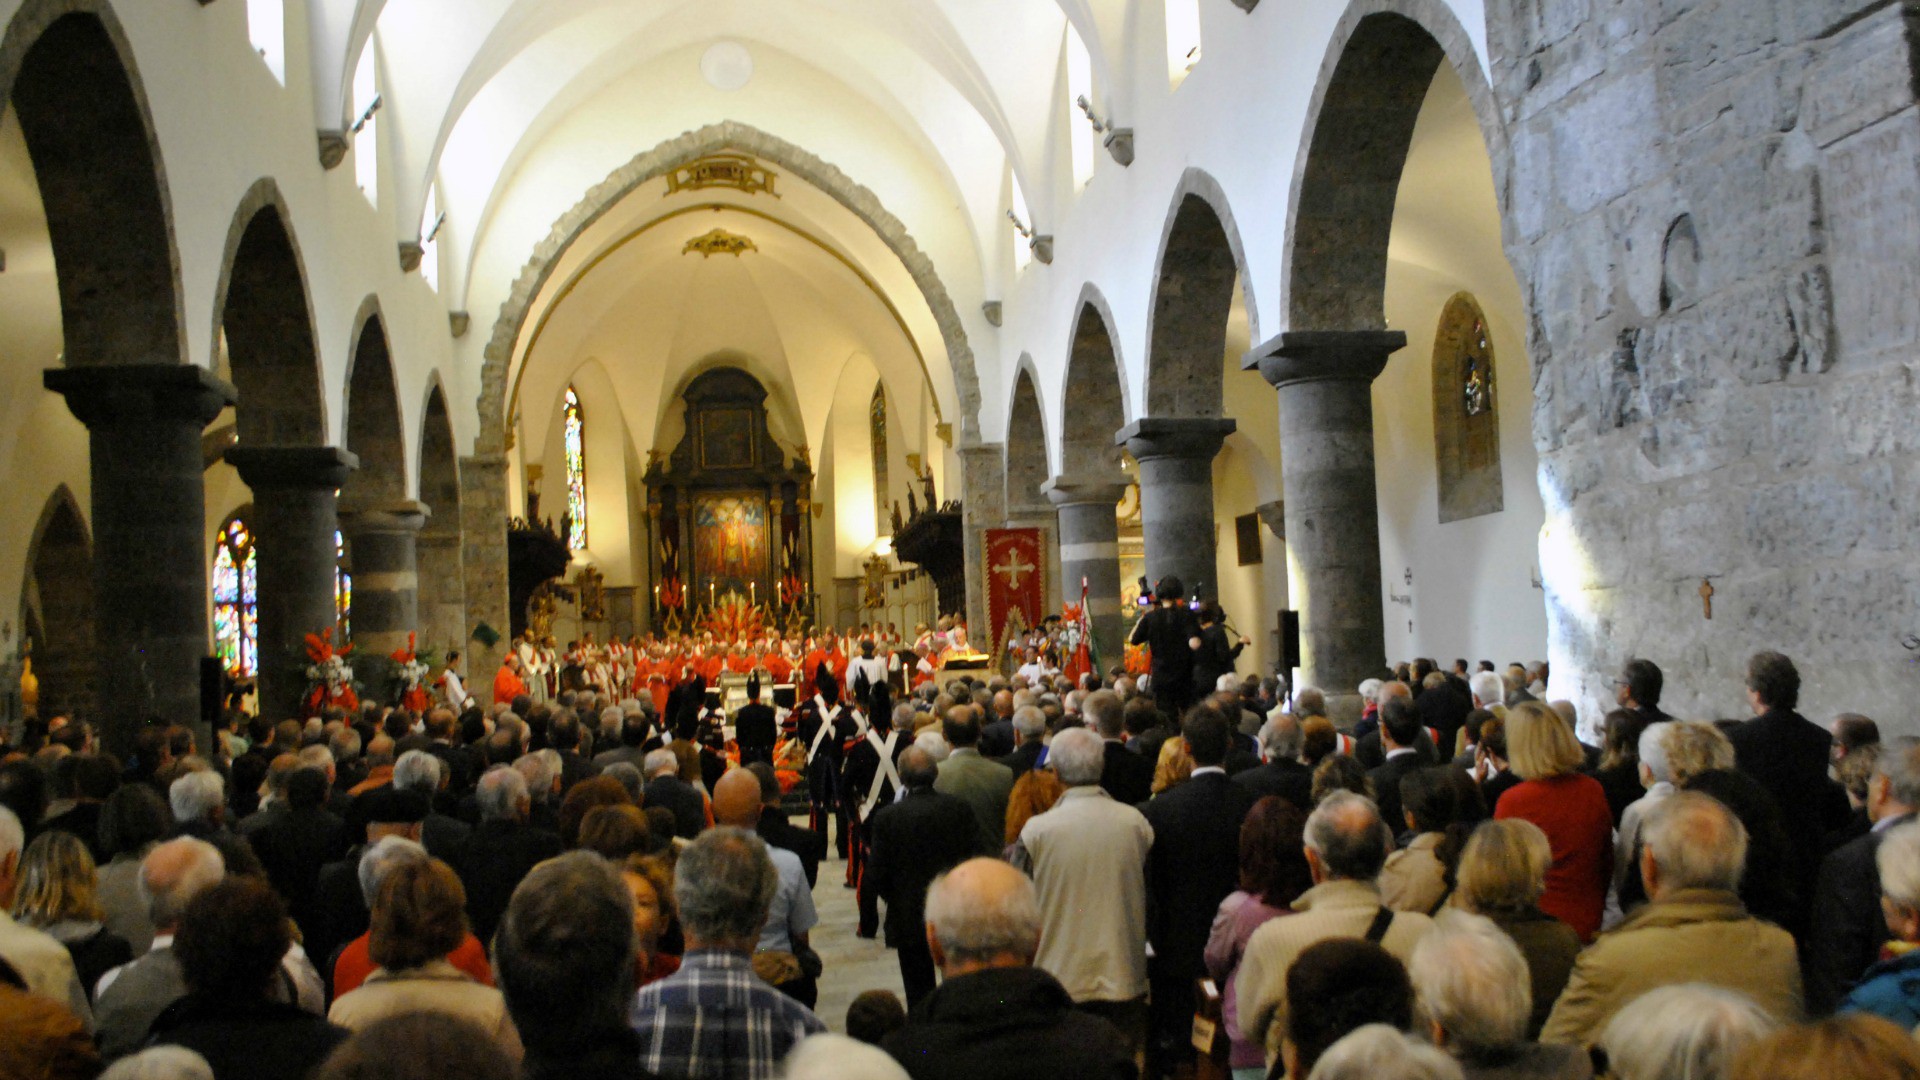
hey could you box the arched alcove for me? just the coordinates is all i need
[21,487,94,720]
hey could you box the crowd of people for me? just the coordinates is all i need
[2,636,1920,1080]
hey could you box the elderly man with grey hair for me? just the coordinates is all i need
[1410,913,1590,1079]
[1236,791,1435,1071]
[1308,1025,1464,1080]
[456,765,562,948]
[1235,712,1314,810]
[93,837,225,1059]
[1014,726,1154,1055]
[629,827,826,1078]
[1597,984,1775,1080]
[391,749,470,861]
[882,857,1134,1079]
[998,704,1048,779]
[1808,736,1920,1013]
[1541,791,1802,1047]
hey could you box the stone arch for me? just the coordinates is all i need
[1144,168,1258,418]
[1281,0,1510,331]
[416,377,465,654]
[1004,360,1050,513]
[1060,285,1129,477]
[341,297,406,505]
[214,180,327,445]
[21,485,95,719]
[1,1,184,368]
[481,121,982,457]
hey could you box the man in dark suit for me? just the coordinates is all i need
[1808,737,1920,1013]
[1729,650,1850,937]
[252,767,349,938]
[308,786,432,982]
[591,711,655,772]
[747,762,826,887]
[1367,697,1428,839]
[547,711,599,795]
[1414,671,1471,760]
[733,678,779,768]
[1140,705,1254,1076]
[456,766,564,946]
[980,690,1018,759]
[997,707,1047,779]
[1085,689,1152,806]
[867,747,980,1008]
[1234,713,1314,811]
[642,748,707,840]
[387,749,470,862]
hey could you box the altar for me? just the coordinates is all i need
[643,367,816,635]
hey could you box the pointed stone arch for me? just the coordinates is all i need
[20,485,94,720]
[1143,168,1259,418]
[215,179,327,446]
[1004,360,1050,514]
[1060,285,1130,477]
[1281,0,1510,332]
[341,297,407,505]
[1,1,184,369]
[480,121,981,457]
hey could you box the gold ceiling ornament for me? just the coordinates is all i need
[683,228,759,258]
[666,153,778,198]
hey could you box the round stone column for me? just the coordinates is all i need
[1115,417,1236,602]
[226,446,358,723]
[43,365,235,755]
[1042,475,1130,667]
[340,500,429,704]
[1246,330,1403,720]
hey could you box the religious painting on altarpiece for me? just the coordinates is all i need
[692,494,770,606]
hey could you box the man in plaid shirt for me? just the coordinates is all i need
[630,826,827,1078]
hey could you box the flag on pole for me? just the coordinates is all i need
[1064,577,1098,684]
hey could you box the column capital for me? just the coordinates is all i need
[1243,329,1406,388]
[225,445,359,490]
[1042,473,1130,509]
[1114,416,1235,460]
[339,499,431,535]
[43,364,236,429]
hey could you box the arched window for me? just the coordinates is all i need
[352,42,381,205]
[1165,0,1202,88]
[1431,292,1504,522]
[246,0,285,83]
[564,386,588,548]
[213,518,258,677]
[335,530,352,638]
[1065,26,1094,188]
[869,383,889,531]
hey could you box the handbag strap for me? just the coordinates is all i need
[1364,905,1395,944]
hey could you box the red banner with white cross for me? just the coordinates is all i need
[984,527,1045,662]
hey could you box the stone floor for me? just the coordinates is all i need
[809,855,906,1033]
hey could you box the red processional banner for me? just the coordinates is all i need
[984,528,1045,660]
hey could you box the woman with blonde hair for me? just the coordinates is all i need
[1491,700,1613,941]
[328,859,522,1061]
[620,853,680,988]
[1452,818,1582,1039]
[11,829,132,999]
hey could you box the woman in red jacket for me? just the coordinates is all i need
[1492,701,1613,941]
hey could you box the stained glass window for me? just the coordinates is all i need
[869,383,889,532]
[213,518,258,677]
[335,530,352,639]
[564,386,588,549]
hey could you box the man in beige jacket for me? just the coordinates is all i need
[1540,791,1802,1046]
[1235,791,1435,1068]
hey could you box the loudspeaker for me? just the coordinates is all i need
[199,657,225,731]
[1279,611,1301,671]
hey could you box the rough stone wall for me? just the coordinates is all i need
[1489,0,1920,727]
[459,455,509,681]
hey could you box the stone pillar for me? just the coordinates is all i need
[340,501,428,703]
[1245,330,1402,720]
[43,365,235,755]
[460,454,510,683]
[226,446,358,723]
[957,443,1005,636]
[1042,474,1130,666]
[1116,417,1235,602]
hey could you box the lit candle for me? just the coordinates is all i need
[750,581,756,605]
[709,581,716,605]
